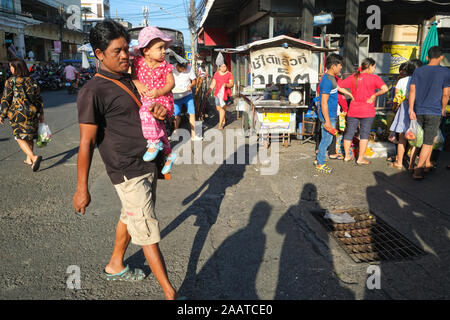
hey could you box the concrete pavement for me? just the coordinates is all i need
[0,90,449,300]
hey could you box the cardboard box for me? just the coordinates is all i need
[382,25,419,43]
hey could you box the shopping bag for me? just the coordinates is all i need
[37,122,52,147]
[217,85,226,107]
[433,129,444,150]
[408,121,423,148]
[405,120,418,140]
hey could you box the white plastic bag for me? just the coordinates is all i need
[217,85,226,107]
[406,120,423,148]
[405,120,418,140]
[37,122,52,147]
[433,129,444,150]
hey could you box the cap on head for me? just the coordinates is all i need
[137,26,173,49]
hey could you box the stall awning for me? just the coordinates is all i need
[214,35,337,53]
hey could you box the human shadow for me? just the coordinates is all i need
[364,169,450,299]
[0,138,10,142]
[39,146,79,171]
[275,183,355,299]
[183,201,271,299]
[125,144,253,281]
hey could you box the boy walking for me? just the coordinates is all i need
[409,46,450,180]
[316,54,351,173]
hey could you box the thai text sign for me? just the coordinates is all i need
[250,47,318,85]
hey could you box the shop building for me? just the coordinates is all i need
[198,0,450,86]
[1,0,84,63]
[0,0,32,62]
[81,0,110,34]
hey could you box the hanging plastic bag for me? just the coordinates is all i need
[433,129,444,150]
[217,85,226,107]
[37,122,52,147]
[405,120,418,141]
[408,122,423,148]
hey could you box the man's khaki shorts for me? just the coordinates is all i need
[114,171,160,246]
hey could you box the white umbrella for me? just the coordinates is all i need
[81,52,90,69]
[77,43,93,53]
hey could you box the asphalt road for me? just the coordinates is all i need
[1,89,449,300]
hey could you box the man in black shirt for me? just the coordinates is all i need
[73,20,180,300]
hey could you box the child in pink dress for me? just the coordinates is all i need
[132,26,177,174]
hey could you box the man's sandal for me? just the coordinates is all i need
[315,163,333,174]
[329,154,344,160]
[412,168,424,180]
[103,265,145,282]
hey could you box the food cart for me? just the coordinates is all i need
[222,35,334,148]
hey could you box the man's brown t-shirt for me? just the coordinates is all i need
[77,68,155,185]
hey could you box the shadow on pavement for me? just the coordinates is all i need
[125,145,252,285]
[40,146,79,171]
[364,169,450,299]
[185,201,272,299]
[275,183,355,299]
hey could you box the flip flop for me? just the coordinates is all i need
[386,156,396,162]
[329,154,344,160]
[388,162,404,170]
[343,156,354,162]
[103,265,145,282]
[31,156,42,172]
[356,160,371,166]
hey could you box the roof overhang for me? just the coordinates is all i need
[214,35,338,54]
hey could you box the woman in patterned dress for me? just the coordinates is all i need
[0,58,44,171]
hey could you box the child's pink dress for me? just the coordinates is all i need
[133,55,174,155]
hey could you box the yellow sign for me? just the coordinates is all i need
[382,44,419,74]
[262,112,291,123]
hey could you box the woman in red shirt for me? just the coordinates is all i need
[209,63,234,130]
[340,58,388,165]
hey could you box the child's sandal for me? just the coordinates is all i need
[161,153,177,175]
[143,141,163,162]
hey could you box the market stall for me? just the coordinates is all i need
[222,35,335,148]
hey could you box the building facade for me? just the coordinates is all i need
[198,0,450,86]
[0,0,84,63]
[81,0,110,34]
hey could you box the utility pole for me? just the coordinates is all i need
[58,5,64,63]
[142,6,149,27]
[189,0,196,69]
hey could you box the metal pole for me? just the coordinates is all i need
[302,0,315,42]
[58,5,64,63]
[343,0,360,77]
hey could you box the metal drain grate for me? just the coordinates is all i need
[311,208,426,263]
